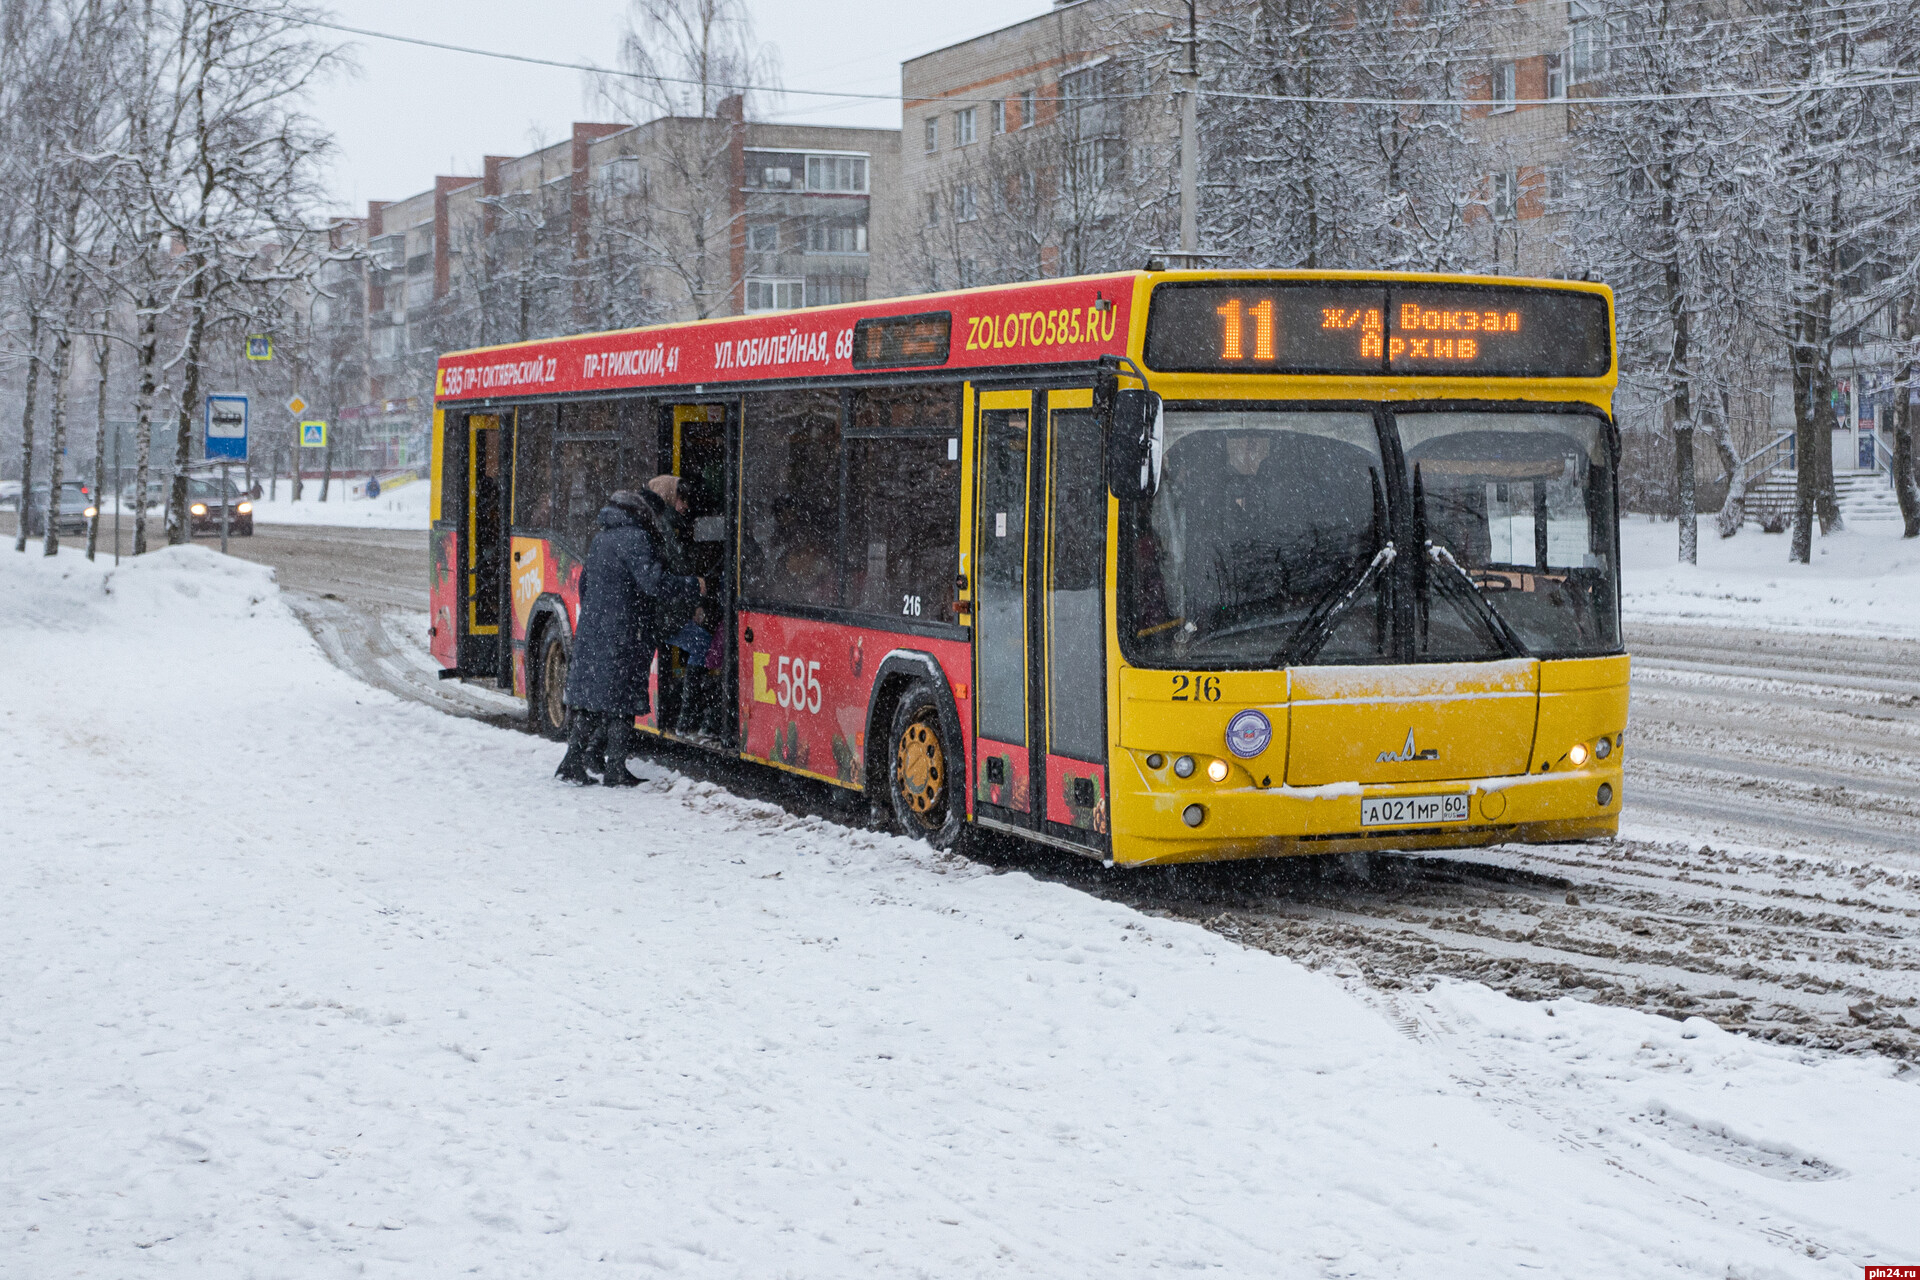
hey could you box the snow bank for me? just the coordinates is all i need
[248,478,431,529]
[1622,514,1920,638]
[4,544,1918,1276]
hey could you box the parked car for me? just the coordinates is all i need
[16,481,93,537]
[187,476,253,537]
[121,479,167,510]
[0,479,20,504]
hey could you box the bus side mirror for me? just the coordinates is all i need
[1108,389,1163,500]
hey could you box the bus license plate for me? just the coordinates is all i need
[1360,793,1470,827]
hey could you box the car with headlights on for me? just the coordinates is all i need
[187,476,253,537]
[16,481,93,537]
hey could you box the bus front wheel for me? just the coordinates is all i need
[886,684,964,850]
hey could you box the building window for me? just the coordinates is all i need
[805,217,868,253]
[1073,138,1124,189]
[806,275,867,306]
[1491,61,1516,112]
[1546,52,1566,100]
[1570,0,1609,82]
[991,99,1007,133]
[1543,166,1570,206]
[1061,61,1108,106]
[370,326,398,362]
[806,154,868,193]
[745,278,805,312]
[1020,88,1035,128]
[1491,169,1518,220]
[925,117,939,152]
[956,107,977,146]
[925,192,940,227]
[745,154,804,190]
[747,222,779,252]
[598,156,643,197]
[954,185,979,223]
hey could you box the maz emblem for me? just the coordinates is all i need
[1378,729,1440,764]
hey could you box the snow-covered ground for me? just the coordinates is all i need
[246,477,431,530]
[4,548,1919,1275]
[1622,512,1920,637]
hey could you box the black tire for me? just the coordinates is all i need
[885,683,966,850]
[527,620,571,740]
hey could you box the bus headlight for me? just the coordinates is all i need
[1594,736,1612,760]
[1183,804,1206,827]
[1206,759,1229,783]
[1173,755,1195,779]
[1569,742,1589,767]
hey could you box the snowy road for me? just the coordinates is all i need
[224,524,1920,1066]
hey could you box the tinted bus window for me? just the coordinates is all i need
[742,389,842,608]
[512,404,555,528]
[844,436,958,623]
[557,437,620,548]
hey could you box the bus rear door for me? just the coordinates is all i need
[973,387,1110,854]
[462,412,508,681]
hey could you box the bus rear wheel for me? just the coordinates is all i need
[529,625,570,740]
[887,684,964,850]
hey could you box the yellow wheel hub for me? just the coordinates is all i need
[896,717,944,825]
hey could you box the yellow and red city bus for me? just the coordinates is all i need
[430,269,1626,865]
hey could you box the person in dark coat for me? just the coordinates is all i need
[555,489,702,786]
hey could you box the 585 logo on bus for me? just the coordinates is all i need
[753,651,822,713]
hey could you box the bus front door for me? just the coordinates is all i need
[463,413,506,680]
[973,388,1109,854]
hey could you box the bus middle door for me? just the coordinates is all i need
[973,388,1110,854]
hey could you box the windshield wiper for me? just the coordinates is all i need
[1276,543,1396,666]
[1427,542,1528,657]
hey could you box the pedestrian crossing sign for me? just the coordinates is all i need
[300,420,328,448]
[246,335,272,361]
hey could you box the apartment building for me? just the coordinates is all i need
[896,0,1175,291]
[318,109,899,471]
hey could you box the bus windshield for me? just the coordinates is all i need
[1400,410,1619,659]
[1125,408,1393,667]
[1123,405,1619,667]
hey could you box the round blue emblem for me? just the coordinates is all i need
[1225,709,1272,759]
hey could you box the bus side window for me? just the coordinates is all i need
[844,435,959,623]
[513,404,555,530]
[741,389,842,608]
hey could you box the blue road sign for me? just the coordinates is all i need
[205,394,249,461]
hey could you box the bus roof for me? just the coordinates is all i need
[433,269,1612,404]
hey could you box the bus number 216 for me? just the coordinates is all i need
[1171,674,1221,702]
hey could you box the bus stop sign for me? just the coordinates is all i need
[205,394,249,461]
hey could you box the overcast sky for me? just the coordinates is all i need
[311,0,1050,212]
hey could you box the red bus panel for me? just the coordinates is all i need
[739,610,972,794]
[435,276,1135,403]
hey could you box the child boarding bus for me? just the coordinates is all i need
[429,270,1625,866]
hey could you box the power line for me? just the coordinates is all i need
[206,0,1920,112]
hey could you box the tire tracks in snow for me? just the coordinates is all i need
[256,525,1920,1067]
